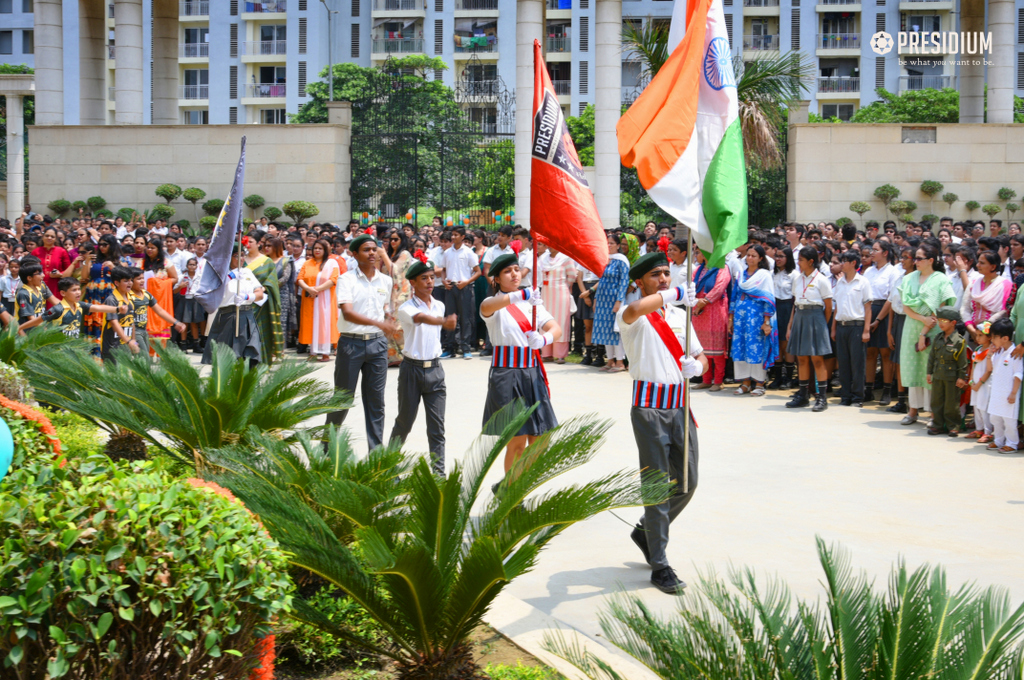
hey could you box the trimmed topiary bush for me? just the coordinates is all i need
[199,215,218,230]
[70,200,88,214]
[263,206,283,221]
[0,457,294,679]
[921,214,940,225]
[47,199,71,217]
[966,200,981,213]
[155,184,183,204]
[95,209,114,218]
[182,187,206,204]
[147,204,176,222]
[244,194,266,217]
[86,196,107,211]
[982,204,1003,219]
[202,199,225,217]
[835,217,853,229]
[941,192,958,212]
[116,208,138,223]
[174,219,191,231]
[282,201,319,225]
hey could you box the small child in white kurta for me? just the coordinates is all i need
[985,344,1023,450]
[969,346,994,438]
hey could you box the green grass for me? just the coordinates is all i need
[485,662,563,680]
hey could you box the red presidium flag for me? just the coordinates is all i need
[530,39,608,277]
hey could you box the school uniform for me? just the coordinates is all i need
[15,284,47,332]
[327,265,393,450]
[832,273,873,403]
[518,248,535,289]
[987,346,1022,448]
[441,244,479,354]
[481,295,558,436]
[101,288,136,364]
[130,289,157,357]
[202,267,264,366]
[389,295,447,474]
[617,302,704,575]
[887,272,908,366]
[863,263,902,349]
[772,268,795,335]
[0,274,18,316]
[926,329,968,432]
[40,300,94,338]
[481,245,515,353]
[789,270,833,356]
[970,348,993,435]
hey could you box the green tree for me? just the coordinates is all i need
[998,187,1017,202]
[941,192,958,214]
[873,184,901,221]
[154,183,182,204]
[1007,203,1019,222]
[182,187,206,225]
[982,204,1003,220]
[282,200,320,225]
[264,206,283,221]
[244,194,266,218]
[852,87,960,123]
[849,201,871,227]
[202,198,225,216]
[920,180,943,216]
[565,104,595,166]
[965,200,980,216]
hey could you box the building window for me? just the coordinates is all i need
[0,31,12,54]
[21,29,32,53]
[261,108,287,123]
[183,110,210,125]
[22,0,31,12]
[821,103,854,121]
[0,0,11,14]
[183,69,210,98]
[183,27,209,57]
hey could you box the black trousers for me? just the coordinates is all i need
[326,334,388,450]
[446,285,476,353]
[389,360,446,474]
[835,323,866,401]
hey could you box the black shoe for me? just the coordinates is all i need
[630,525,651,565]
[651,567,687,595]
[839,398,852,406]
[766,370,785,391]
[862,390,874,404]
[581,346,593,366]
[812,394,828,412]
[192,344,205,355]
[479,349,493,357]
[786,389,809,408]
[852,400,864,408]
[887,401,909,414]
[878,387,892,406]
[927,427,948,436]
[592,352,606,368]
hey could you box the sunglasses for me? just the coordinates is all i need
[914,256,928,261]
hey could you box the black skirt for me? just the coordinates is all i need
[890,313,906,365]
[867,300,889,348]
[789,307,832,357]
[180,297,208,324]
[202,307,261,364]
[482,365,558,437]
[776,298,794,340]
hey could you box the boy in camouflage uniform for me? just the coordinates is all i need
[926,306,969,436]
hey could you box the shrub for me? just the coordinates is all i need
[243,217,254,227]
[95,209,114,218]
[282,200,319,225]
[998,187,1017,202]
[174,219,191,230]
[182,187,206,204]
[0,458,294,679]
[0,394,60,470]
[1007,203,1019,220]
[47,199,71,217]
[888,200,908,218]
[86,196,107,211]
[873,183,900,206]
[966,200,981,212]
[941,192,958,210]
[835,217,852,229]
[921,213,940,224]
[116,208,138,222]
[155,183,183,204]
[146,204,176,222]
[920,179,943,197]
[244,194,266,215]
[485,662,562,680]
[982,204,1003,219]
[849,201,871,220]
[199,215,218,230]
[902,200,917,214]
[41,408,104,460]
[202,198,225,216]
[70,200,88,213]
[0,361,29,401]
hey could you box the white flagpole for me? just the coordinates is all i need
[235,222,242,336]
[683,228,693,494]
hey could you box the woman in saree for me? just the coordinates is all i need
[244,231,284,364]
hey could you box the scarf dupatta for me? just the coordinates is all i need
[967,275,1013,323]
[738,268,780,370]
[694,263,721,296]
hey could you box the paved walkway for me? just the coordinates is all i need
[299,355,1024,677]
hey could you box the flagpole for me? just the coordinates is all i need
[682,227,692,494]
[532,236,538,328]
[235,222,242,336]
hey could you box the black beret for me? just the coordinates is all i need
[405,259,434,280]
[488,253,519,280]
[348,234,376,252]
[629,252,669,280]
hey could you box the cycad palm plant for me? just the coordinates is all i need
[25,342,348,468]
[213,405,672,680]
[546,537,1024,680]
[0,322,77,369]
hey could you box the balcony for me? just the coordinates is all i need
[816,33,862,50]
[454,0,498,8]
[817,76,859,94]
[243,1,286,12]
[179,84,210,100]
[898,74,954,91]
[108,87,115,101]
[242,40,288,56]
[246,83,286,98]
[552,79,570,95]
[108,3,114,17]
[744,0,780,5]
[546,36,570,52]
[179,0,209,16]
[373,0,422,8]
[108,45,115,59]
[180,42,210,58]
[454,35,497,53]
[743,34,779,50]
[899,0,953,7]
[372,38,425,54]
[462,80,500,97]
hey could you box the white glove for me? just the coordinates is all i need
[526,330,550,350]
[528,288,543,307]
[681,356,704,379]
[682,282,697,308]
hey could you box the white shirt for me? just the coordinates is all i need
[396,295,445,360]
[773,269,794,300]
[951,268,982,311]
[832,273,873,321]
[218,267,265,309]
[441,244,478,282]
[792,270,832,306]
[725,250,745,283]
[577,263,598,283]
[519,249,534,288]
[336,265,393,334]
[618,304,704,384]
[165,248,191,276]
[483,244,514,267]
[987,346,1023,419]
[426,245,446,287]
[863,263,901,301]
[482,297,554,346]
[888,271,907,315]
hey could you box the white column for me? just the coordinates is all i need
[153,0,180,124]
[34,0,64,125]
[79,0,107,125]
[515,0,544,230]
[5,95,24,225]
[987,0,1014,123]
[595,0,622,231]
[959,0,984,123]
[115,0,145,124]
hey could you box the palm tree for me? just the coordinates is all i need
[25,342,349,469]
[0,322,77,369]
[620,25,813,169]
[546,537,1024,680]
[212,404,673,680]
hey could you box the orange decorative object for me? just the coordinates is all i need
[0,394,62,461]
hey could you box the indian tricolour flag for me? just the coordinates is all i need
[617,0,746,269]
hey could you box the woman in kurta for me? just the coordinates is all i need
[387,232,414,366]
[32,226,79,302]
[692,245,732,390]
[143,238,179,353]
[268,237,296,346]
[961,250,1013,341]
[245,233,283,364]
[537,246,576,363]
[82,235,123,356]
[729,245,778,397]
[584,233,630,372]
[296,239,340,362]
[898,243,956,425]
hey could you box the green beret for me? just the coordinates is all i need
[629,252,669,280]
[489,253,519,280]
[349,234,376,252]
[935,306,961,322]
[405,259,434,280]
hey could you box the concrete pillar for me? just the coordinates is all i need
[5,95,24,225]
[959,0,984,123]
[79,0,107,125]
[115,0,145,125]
[153,0,180,124]
[34,0,64,125]
[791,100,810,124]
[326,100,353,126]
[515,0,543,230]
[987,0,1014,123]
[594,0,622,232]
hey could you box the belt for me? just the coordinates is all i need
[795,304,823,310]
[837,319,864,326]
[492,345,538,368]
[339,331,383,340]
[402,357,441,368]
[220,304,253,312]
[632,380,687,409]
[872,299,887,303]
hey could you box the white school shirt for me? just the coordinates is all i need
[773,269,794,300]
[950,269,982,311]
[863,263,901,301]
[519,249,534,288]
[618,304,704,384]
[576,263,598,283]
[832,273,873,322]
[792,270,832,306]
[987,346,1024,419]
[336,266,393,334]
[426,245,446,287]
[725,250,744,283]
[442,244,478,282]
[396,295,445,360]
[483,244,514,267]
[0,274,17,302]
[219,268,265,308]
[482,296,554,346]
[888,271,907,315]
[165,248,191,276]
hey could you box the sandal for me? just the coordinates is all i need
[987,442,1000,449]
[999,446,1017,453]
[607,365,625,373]
[750,386,766,397]
[964,430,984,439]
[978,434,994,444]
[734,385,751,395]
[306,355,320,362]
[318,355,331,363]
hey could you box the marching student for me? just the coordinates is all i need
[617,251,702,595]
[925,307,968,436]
[41,277,123,338]
[128,267,186,357]
[479,253,558,478]
[984,319,1022,453]
[831,251,873,406]
[16,259,61,334]
[101,266,139,363]
[202,247,266,368]
[388,254,457,475]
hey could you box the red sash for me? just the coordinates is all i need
[646,310,685,371]
[505,303,550,395]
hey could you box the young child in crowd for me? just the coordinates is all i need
[101,266,138,363]
[129,268,185,357]
[966,321,995,444]
[984,319,1022,453]
[925,306,969,436]
[0,257,15,317]
[16,260,60,334]
[41,277,124,338]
